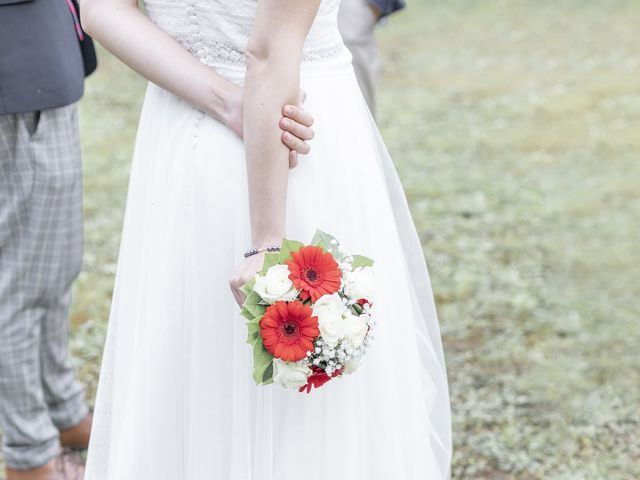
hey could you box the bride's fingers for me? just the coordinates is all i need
[289,150,298,169]
[229,279,243,306]
[232,287,244,307]
[280,117,314,141]
[282,131,311,155]
[282,104,314,128]
[281,131,301,152]
[237,290,247,306]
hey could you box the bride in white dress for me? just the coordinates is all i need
[81,0,451,478]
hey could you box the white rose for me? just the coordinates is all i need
[312,293,348,347]
[272,359,311,389]
[343,355,362,375]
[254,265,298,304]
[342,312,368,348]
[344,266,375,301]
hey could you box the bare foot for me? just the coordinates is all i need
[6,450,85,480]
[55,450,85,480]
[59,412,93,450]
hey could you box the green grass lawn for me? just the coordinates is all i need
[374,1,640,478]
[2,1,639,478]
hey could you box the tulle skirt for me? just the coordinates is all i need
[85,62,451,479]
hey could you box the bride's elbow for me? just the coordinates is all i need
[245,40,295,73]
[79,0,101,37]
[245,43,270,72]
[81,0,135,38]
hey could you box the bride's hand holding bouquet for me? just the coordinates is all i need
[230,230,375,394]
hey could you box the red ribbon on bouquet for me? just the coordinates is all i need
[299,366,344,394]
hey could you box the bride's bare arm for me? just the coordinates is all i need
[81,0,233,124]
[80,0,315,160]
[229,0,321,305]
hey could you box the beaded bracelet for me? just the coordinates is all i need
[244,245,281,258]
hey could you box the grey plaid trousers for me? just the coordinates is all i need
[0,103,88,470]
[338,0,380,116]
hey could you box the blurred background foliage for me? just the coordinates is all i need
[373,1,639,477]
[2,0,638,478]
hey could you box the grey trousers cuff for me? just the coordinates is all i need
[49,391,89,431]
[3,436,61,471]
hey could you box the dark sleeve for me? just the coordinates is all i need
[368,0,406,18]
[0,0,84,114]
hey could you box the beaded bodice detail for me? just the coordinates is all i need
[143,0,351,68]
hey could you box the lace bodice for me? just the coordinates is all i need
[143,0,352,69]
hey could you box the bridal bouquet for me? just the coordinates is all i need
[240,230,375,393]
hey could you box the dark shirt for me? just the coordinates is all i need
[369,0,406,18]
[0,0,84,114]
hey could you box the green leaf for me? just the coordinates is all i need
[252,337,274,385]
[351,255,374,269]
[278,238,304,263]
[243,301,266,320]
[241,290,267,318]
[312,231,343,258]
[262,362,274,384]
[246,331,259,346]
[244,290,262,307]
[311,229,338,246]
[240,306,255,322]
[246,316,261,344]
[240,276,256,297]
[311,229,340,255]
[259,252,281,275]
[246,288,270,307]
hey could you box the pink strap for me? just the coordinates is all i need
[65,0,85,41]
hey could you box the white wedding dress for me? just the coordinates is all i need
[85,1,451,478]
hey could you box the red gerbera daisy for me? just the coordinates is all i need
[286,245,341,302]
[260,300,320,362]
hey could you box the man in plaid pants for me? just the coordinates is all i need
[338,0,406,117]
[0,1,94,479]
